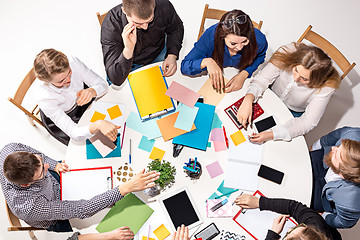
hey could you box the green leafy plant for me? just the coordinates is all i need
[147,159,176,189]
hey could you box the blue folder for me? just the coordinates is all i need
[172,102,215,151]
[86,133,121,159]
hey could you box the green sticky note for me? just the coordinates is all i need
[138,135,155,152]
[208,192,219,199]
[211,113,222,130]
[217,180,238,196]
[207,142,211,148]
[96,193,153,234]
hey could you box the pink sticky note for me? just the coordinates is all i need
[165,81,200,108]
[210,128,225,142]
[206,161,224,178]
[213,141,227,152]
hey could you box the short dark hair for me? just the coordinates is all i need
[123,0,155,19]
[3,152,41,185]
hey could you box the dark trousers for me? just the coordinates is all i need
[310,148,327,212]
[46,170,73,232]
[40,99,93,146]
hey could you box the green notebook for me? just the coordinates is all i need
[96,193,154,234]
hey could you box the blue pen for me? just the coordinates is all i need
[183,166,198,173]
[193,157,197,170]
[129,139,132,164]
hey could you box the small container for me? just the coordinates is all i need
[184,159,202,179]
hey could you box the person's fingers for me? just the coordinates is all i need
[219,75,225,92]
[179,225,185,240]
[166,64,176,76]
[184,226,188,240]
[137,169,146,175]
[172,230,177,240]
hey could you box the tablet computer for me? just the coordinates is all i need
[158,186,203,231]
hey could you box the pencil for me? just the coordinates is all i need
[121,122,126,148]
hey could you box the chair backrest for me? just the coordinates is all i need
[96,11,108,26]
[197,4,263,41]
[8,68,44,127]
[6,201,44,231]
[297,25,356,80]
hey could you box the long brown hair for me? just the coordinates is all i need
[212,10,258,72]
[270,43,340,89]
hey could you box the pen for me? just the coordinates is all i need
[129,139,132,164]
[223,126,229,148]
[193,157,197,170]
[215,189,239,199]
[147,225,151,240]
[121,122,126,148]
[183,166,198,173]
[232,191,244,205]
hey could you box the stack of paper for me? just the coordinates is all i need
[224,138,262,191]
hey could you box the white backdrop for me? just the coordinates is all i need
[0,0,359,239]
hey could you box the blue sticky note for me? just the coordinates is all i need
[173,102,215,151]
[126,112,162,139]
[217,180,238,196]
[208,192,219,199]
[138,136,155,152]
[207,142,211,147]
[174,104,199,132]
[86,134,121,159]
[211,113,222,130]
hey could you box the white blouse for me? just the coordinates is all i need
[247,43,335,141]
[35,55,108,141]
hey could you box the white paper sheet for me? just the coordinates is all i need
[61,167,112,201]
[89,132,116,157]
[224,159,260,191]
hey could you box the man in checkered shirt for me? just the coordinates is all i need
[0,142,160,232]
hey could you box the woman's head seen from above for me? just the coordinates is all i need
[213,9,258,72]
[270,43,341,89]
[34,48,72,88]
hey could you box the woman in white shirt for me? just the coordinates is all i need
[237,42,341,143]
[34,49,119,145]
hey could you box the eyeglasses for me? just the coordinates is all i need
[282,223,307,239]
[222,15,247,29]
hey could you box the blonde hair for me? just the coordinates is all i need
[340,139,360,184]
[34,48,69,81]
[270,42,340,89]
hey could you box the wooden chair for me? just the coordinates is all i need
[297,25,356,80]
[8,68,44,127]
[197,4,263,40]
[6,201,44,239]
[96,11,108,26]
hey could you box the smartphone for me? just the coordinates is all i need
[254,116,276,133]
[194,222,220,240]
[257,164,284,184]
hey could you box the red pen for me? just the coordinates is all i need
[121,122,126,148]
[223,126,229,148]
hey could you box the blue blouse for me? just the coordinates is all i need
[181,23,268,77]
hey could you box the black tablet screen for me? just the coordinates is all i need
[162,190,199,228]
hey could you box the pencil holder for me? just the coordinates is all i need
[184,159,202,179]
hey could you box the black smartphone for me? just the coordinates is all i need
[257,164,284,184]
[254,116,276,133]
[194,222,220,240]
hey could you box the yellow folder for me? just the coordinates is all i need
[128,66,174,120]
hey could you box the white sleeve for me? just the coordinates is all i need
[246,62,283,102]
[271,87,335,141]
[72,57,108,97]
[38,97,93,141]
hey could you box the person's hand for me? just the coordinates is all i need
[122,23,137,59]
[271,215,289,234]
[201,58,224,93]
[89,120,120,141]
[118,169,161,196]
[104,226,134,240]
[237,94,255,130]
[76,88,97,106]
[172,224,189,240]
[225,70,249,93]
[54,160,69,174]
[235,194,260,209]
[249,131,274,144]
[162,54,177,77]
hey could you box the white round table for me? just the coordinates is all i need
[65,62,312,239]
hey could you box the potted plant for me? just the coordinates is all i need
[146,159,176,196]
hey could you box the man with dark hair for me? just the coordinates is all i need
[310,126,360,229]
[0,143,160,232]
[101,0,184,86]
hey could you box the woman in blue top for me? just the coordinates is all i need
[181,10,268,93]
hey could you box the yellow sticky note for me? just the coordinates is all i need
[90,111,106,123]
[142,237,155,240]
[153,224,170,240]
[149,147,165,161]
[107,105,122,120]
[230,130,246,146]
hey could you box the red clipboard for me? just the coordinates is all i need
[233,190,297,240]
[60,166,113,201]
[224,96,264,130]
